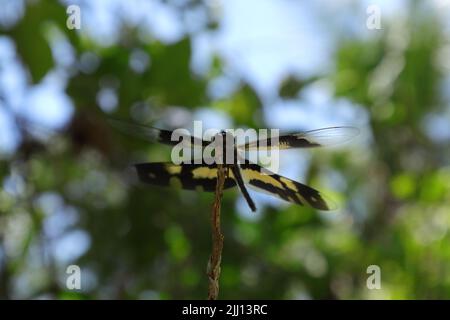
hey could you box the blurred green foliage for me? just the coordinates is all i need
[1,0,450,300]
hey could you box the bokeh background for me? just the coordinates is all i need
[1,0,450,299]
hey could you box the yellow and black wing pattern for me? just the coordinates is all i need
[134,162,236,192]
[239,164,333,210]
[135,162,333,210]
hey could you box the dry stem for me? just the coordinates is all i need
[207,164,226,300]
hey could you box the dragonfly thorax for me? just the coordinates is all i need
[212,131,237,165]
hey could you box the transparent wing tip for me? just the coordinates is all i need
[314,187,353,211]
[297,126,360,147]
[107,118,159,141]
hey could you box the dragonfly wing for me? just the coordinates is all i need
[238,126,359,150]
[134,162,236,192]
[239,163,335,210]
[108,118,209,147]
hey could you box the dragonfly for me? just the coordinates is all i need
[109,119,358,212]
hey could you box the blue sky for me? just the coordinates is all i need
[0,0,417,150]
[5,0,448,155]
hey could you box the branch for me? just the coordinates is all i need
[207,164,226,300]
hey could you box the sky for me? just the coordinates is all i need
[2,0,449,153]
[3,0,448,153]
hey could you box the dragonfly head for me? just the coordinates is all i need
[215,130,234,141]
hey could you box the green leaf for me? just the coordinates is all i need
[6,1,66,82]
[279,76,318,99]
